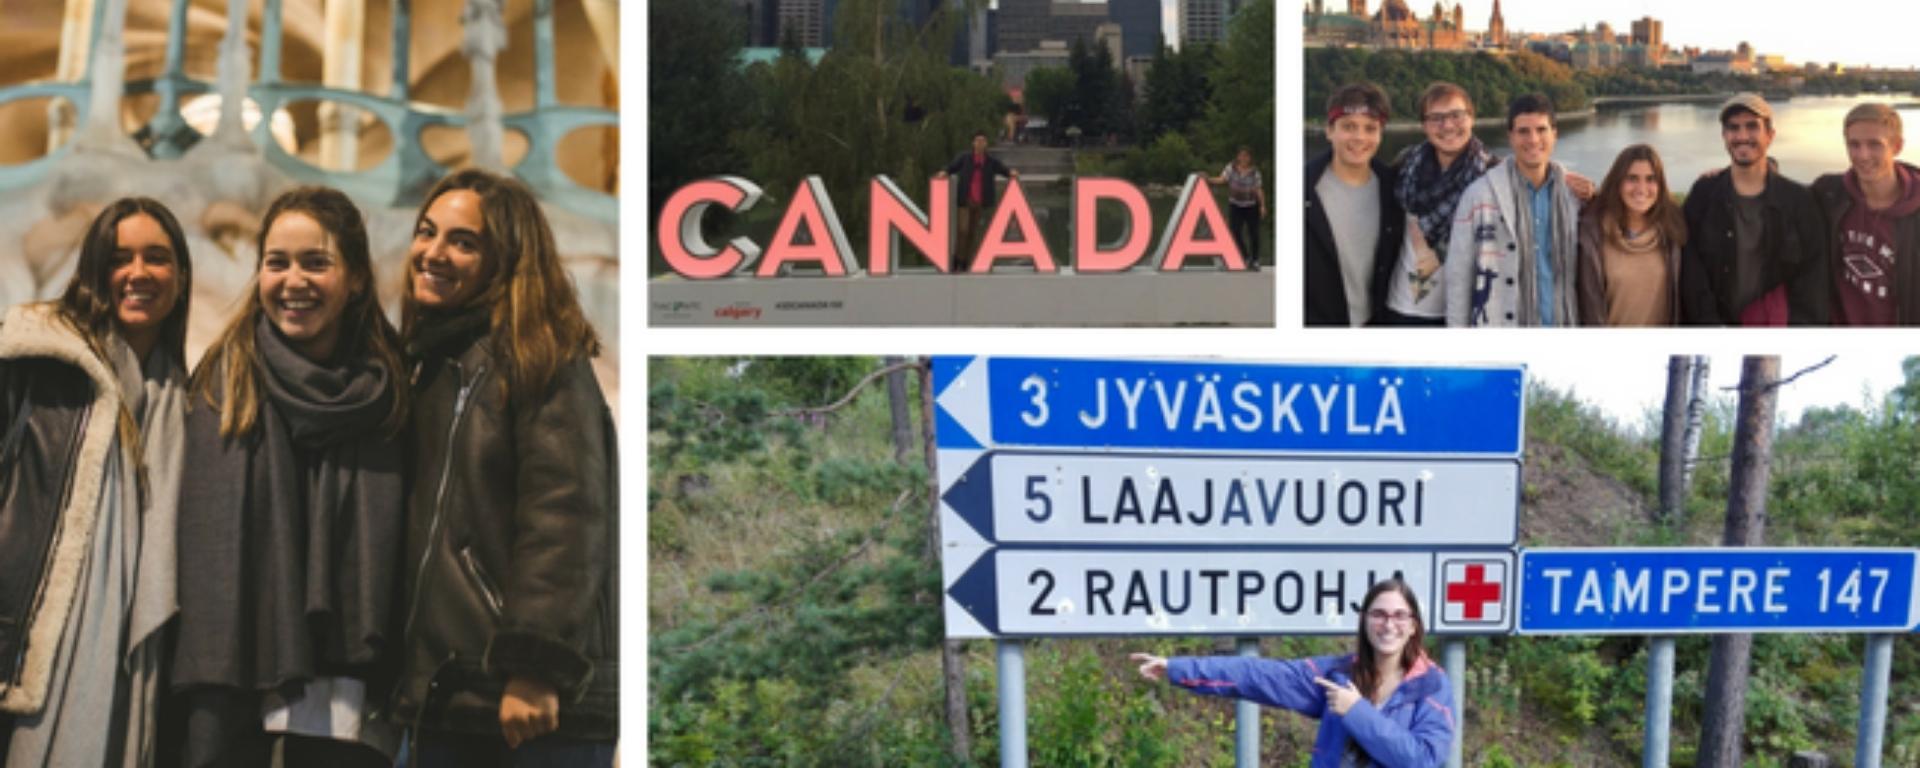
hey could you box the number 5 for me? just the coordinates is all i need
[1026,476,1052,522]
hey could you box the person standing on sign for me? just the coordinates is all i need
[1129,579,1455,768]
[934,130,1019,273]
[1210,145,1269,272]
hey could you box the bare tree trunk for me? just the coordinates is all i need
[884,356,914,464]
[918,359,972,761]
[1698,356,1779,768]
[1681,355,1712,490]
[1657,355,1693,523]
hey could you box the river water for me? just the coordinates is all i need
[1306,95,1920,189]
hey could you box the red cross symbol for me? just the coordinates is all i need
[1446,564,1503,620]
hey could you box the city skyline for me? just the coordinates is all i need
[1403,0,1920,70]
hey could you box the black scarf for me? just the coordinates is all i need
[1394,137,1495,252]
[171,316,404,694]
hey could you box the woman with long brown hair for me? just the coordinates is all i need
[2,197,192,766]
[170,186,408,767]
[1130,578,1455,767]
[1577,143,1686,325]
[389,169,616,767]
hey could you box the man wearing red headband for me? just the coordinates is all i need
[1305,83,1404,326]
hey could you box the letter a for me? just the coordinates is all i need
[758,176,858,277]
[1153,174,1248,272]
[973,180,1059,273]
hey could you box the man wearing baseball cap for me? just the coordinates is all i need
[1678,92,1830,325]
[1305,82,1405,326]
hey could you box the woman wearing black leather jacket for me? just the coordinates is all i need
[391,169,616,767]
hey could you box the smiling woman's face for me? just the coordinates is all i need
[109,213,181,350]
[410,189,488,310]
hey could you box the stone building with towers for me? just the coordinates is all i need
[1305,0,1472,50]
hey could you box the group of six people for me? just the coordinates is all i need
[0,170,617,768]
[1306,83,1916,327]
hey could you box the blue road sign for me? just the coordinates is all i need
[932,356,1525,457]
[1518,548,1920,635]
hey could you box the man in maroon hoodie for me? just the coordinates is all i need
[1814,102,1920,325]
[934,130,1019,272]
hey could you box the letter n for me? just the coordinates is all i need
[1153,173,1247,272]
[756,176,858,278]
[868,175,951,275]
[972,180,1058,273]
[656,176,764,279]
[1073,178,1151,273]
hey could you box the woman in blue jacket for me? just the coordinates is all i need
[1131,578,1455,767]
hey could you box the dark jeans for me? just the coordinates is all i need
[955,202,987,272]
[410,729,614,768]
[1228,204,1260,270]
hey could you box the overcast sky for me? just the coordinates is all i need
[1529,354,1910,433]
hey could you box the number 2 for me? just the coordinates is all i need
[1029,569,1057,615]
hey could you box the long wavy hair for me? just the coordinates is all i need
[399,169,601,399]
[190,186,408,439]
[1352,577,1428,702]
[56,197,193,367]
[1594,143,1686,251]
[48,197,192,476]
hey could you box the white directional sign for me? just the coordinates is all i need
[944,549,1515,636]
[944,451,1519,546]
[933,356,1527,639]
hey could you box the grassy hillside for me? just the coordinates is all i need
[649,357,1920,766]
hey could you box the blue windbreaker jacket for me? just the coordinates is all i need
[1167,653,1455,767]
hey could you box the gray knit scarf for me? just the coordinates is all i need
[172,315,404,694]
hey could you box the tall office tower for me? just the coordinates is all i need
[1178,0,1233,46]
[777,0,840,47]
[1108,0,1165,59]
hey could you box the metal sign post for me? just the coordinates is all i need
[1519,548,1920,768]
[1643,637,1675,768]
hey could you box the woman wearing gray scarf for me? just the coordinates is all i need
[2,198,191,767]
[170,187,409,767]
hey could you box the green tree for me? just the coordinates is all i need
[1139,42,1214,142]
[725,0,1005,255]
[649,0,750,216]
[1194,0,1275,169]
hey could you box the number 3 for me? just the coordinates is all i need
[1020,374,1049,427]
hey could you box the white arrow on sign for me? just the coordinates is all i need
[941,452,1519,547]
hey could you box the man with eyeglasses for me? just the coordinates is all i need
[1679,93,1830,325]
[1374,83,1498,326]
[1445,93,1584,327]
[1305,83,1405,326]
